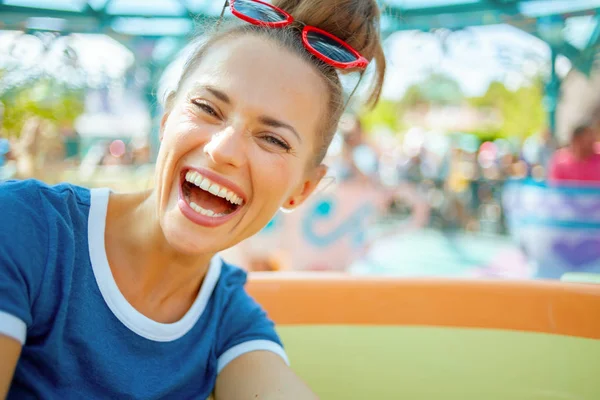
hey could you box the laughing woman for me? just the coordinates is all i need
[0,0,385,398]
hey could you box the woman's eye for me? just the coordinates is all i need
[263,135,291,151]
[193,101,219,118]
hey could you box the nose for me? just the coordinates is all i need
[203,126,246,168]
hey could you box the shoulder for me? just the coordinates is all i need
[218,261,249,288]
[0,179,92,275]
[0,179,91,242]
[0,180,52,244]
[214,261,255,314]
[0,179,91,211]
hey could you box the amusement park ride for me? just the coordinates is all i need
[1,2,600,398]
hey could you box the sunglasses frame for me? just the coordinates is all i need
[227,0,369,70]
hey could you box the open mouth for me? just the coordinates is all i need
[180,170,244,218]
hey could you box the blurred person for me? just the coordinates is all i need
[12,116,43,180]
[548,123,600,184]
[0,0,386,398]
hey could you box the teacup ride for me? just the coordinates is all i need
[247,273,600,399]
[503,179,600,279]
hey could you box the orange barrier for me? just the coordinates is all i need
[247,273,600,339]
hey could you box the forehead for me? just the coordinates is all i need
[181,35,327,136]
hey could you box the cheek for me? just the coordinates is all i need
[252,152,301,202]
[155,113,207,197]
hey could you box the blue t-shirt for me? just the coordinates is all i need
[0,179,288,399]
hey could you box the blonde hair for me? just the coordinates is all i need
[165,0,386,165]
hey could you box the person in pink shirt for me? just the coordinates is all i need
[548,123,600,184]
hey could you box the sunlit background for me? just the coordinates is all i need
[3,0,600,279]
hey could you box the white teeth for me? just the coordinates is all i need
[208,184,220,196]
[184,170,245,208]
[189,202,221,218]
[199,179,211,191]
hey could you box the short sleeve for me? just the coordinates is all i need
[215,266,289,374]
[0,180,48,344]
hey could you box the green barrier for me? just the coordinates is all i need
[280,326,600,399]
[561,273,600,284]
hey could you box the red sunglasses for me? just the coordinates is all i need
[220,0,369,71]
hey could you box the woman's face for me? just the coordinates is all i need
[155,35,328,254]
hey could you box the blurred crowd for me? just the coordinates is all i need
[2,110,599,239]
[0,112,151,184]
[331,118,560,235]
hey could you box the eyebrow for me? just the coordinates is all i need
[192,85,301,143]
[259,116,302,143]
[205,87,231,104]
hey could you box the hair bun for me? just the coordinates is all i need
[273,0,380,59]
[272,0,386,108]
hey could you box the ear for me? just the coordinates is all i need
[159,112,170,141]
[159,91,177,141]
[282,164,328,211]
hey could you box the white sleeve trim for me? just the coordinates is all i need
[217,340,290,374]
[0,310,26,345]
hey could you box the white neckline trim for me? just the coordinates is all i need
[88,188,222,342]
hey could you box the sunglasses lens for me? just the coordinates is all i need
[305,30,357,64]
[233,0,288,23]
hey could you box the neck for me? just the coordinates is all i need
[105,190,214,311]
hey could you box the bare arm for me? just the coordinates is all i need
[0,335,21,399]
[214,351,317,400]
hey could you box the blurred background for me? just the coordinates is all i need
[3,0,600,279]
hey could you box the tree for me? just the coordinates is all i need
[0,74,85,139]
[360,99,403,133]
[468,79,546,139]
[360,73,464,133]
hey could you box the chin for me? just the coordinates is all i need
[160,209,228,255]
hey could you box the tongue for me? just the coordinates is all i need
[189,186,233,214]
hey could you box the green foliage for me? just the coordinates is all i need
[359,72,547,140]
[360,99,403,133]
[467,79,547,139]
[360,73,465,134]
[0,73,85,138]
[401,73,464,107]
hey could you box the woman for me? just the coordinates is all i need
[0,0,385,398]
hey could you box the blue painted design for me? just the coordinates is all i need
[508,217,600,230]
[315,200,332,217]
[504,178,600,195]
[261,214,280,233]
[301,196,375,248]
[553,238,600,267]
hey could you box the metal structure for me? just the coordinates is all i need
[2,0,600,148]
